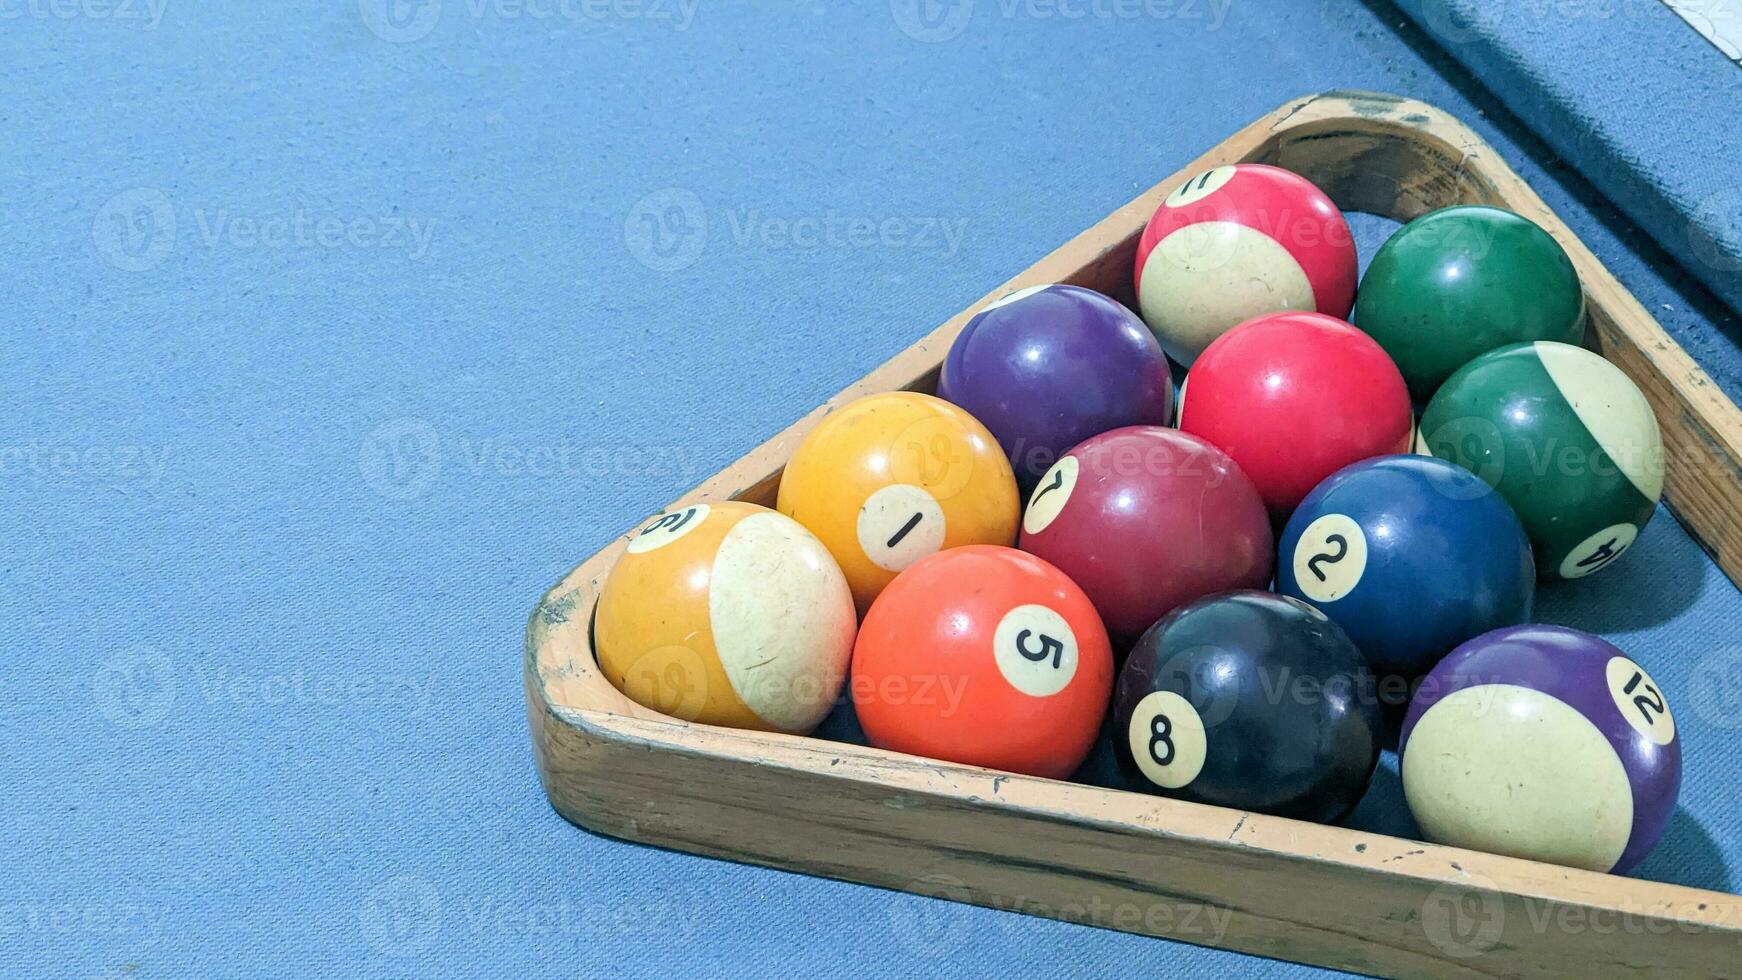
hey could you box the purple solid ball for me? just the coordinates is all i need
[1401,625,1682,874]
[937,284,1174,487]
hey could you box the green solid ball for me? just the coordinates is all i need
[1354,205,1585,401]
[1420,341,1662,581]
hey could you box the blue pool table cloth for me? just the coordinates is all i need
[1392,0,1742,319]
[4,2,1741,978]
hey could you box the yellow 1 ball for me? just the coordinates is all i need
[777,391,1021,613]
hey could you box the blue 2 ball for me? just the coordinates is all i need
[1276,455,1535,677]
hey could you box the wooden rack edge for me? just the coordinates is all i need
[524,91,1742,979]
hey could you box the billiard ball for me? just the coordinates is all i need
[1401,625,1681,874]
[778,391,1021,613]
[1113,591,1381,823]
[1179,312,1412,521]
[595,501,856,733]
[852,545,1113,779]
[1420,341,1661,580]
[1276,455,1535,678]
[1354,205,1585,401]
[937,283,1173,488]
[1134,163,1356,365]
[1018,426,1272,642]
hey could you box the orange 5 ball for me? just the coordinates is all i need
[595,501,856,734]
[852,546,1114,779]
[778,391,1021,613]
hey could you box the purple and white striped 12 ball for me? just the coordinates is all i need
[1400,625,1681,874]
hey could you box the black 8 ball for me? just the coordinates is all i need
[1113,591,1382,824]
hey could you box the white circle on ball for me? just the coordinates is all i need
[1558,522,1639,580]
[1290,513,1368,603]
[1137,221,1314,365]
[1605,656,1676,747]
[856,484,946,572]
[628,504,710,554]
[983,283,1053,312]
[992,604,1078,698]
[1402,684,1633,873]
[1164,166,1238,208]
[1126,689,1208,789]
[710,512,856,732]
[1534,341,1663,504]
[1022,456,1079,536]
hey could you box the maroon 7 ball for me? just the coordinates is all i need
[1018,426,1273,643]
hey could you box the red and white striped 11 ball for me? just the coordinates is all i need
[1134,163,1357,365]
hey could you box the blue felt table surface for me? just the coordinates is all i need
[4,2,1741,978]
[1391,0,1742,319]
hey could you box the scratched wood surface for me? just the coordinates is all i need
[525,91,1742,978]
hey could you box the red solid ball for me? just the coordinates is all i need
[1017,426,1273,641]
[1179,312,1412,521]
[852,546,1113,780]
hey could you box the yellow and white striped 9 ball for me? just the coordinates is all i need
[595,501,856,734]
[777,391,1021,613]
